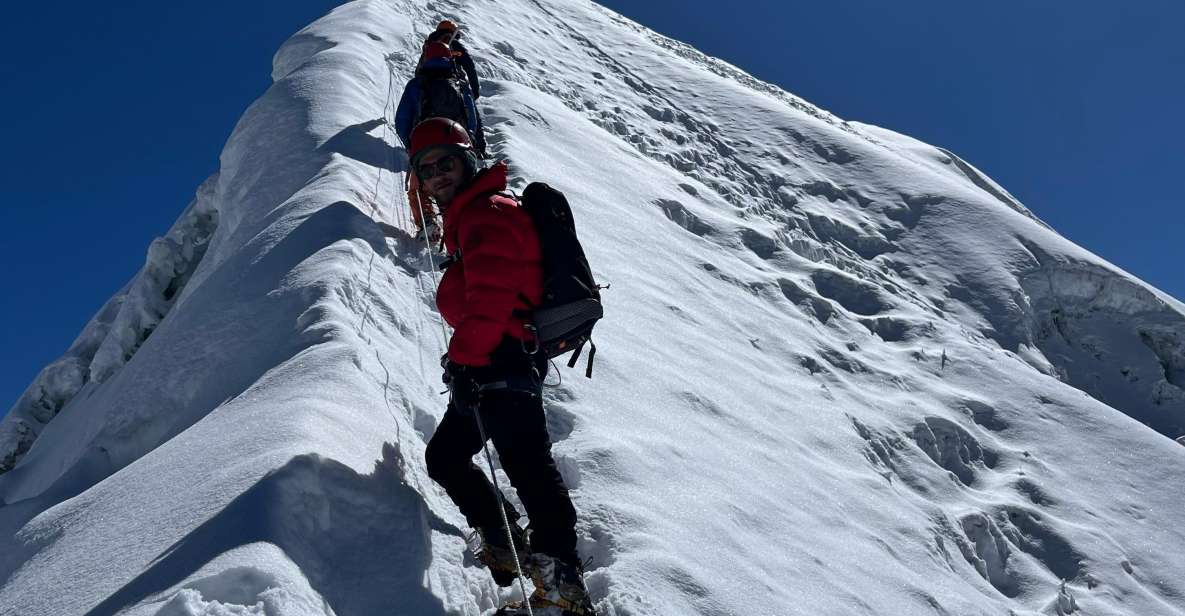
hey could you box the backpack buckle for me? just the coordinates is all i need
[521,324,540,355]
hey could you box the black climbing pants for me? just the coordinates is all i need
[425,344,579,563]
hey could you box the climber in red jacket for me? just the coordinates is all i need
[409,117,597,616]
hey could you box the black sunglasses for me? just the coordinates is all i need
[417,154,459,180]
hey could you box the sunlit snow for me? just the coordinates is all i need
[2,1,1183,615]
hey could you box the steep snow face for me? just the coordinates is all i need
[2,1,1183,615]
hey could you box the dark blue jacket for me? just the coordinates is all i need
[395,58,479,148]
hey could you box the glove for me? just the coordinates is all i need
[442,356,488,415]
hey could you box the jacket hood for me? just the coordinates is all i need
[441,161,509,243]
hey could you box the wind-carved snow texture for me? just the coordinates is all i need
[2,0,1184,615]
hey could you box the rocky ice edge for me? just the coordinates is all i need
[0,175,219,473]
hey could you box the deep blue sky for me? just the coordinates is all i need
[2,1,1182,411]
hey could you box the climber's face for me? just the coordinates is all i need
[417,150,465,206]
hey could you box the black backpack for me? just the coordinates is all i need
[416,65,469,129]
[518,182,603,377]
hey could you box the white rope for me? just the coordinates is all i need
[411,186,450,347]
[383,50,451,348]
[387,59,409,231]
[473,405,535,615]
[379,52,449,351]
[370,56,399,224]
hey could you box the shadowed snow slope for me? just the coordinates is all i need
[2,0,1183,615]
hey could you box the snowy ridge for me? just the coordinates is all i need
[2,0,1183,615]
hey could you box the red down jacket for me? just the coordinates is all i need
[438,162,543,366]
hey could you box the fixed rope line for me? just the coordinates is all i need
[385,50,450,347]
[411,186,450,347]
[381,51,450,351]
[374,54,402,227]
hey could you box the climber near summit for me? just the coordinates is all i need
[396,20,487,245]
[410,117,598,616]
[425,20,481,104]
[397,19,485,153]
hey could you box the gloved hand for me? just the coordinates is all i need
[442,355,489,414]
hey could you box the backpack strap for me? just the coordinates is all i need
[585,339,597,378]
[565,337,597,378]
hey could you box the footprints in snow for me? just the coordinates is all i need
[778,278,836,325]
[812,142,856,165]
[650,193,951,356]
[802,179,871,207]
[851,411,1002,492]
[492,41,528,66]
[998,506,1085,582]
[958,511,1021,597]
[959,398,1009,432]
[654,198,936,349]
[805,212,896,260]
[956,507,1087,599]
[1013,477,1055,507]
[476,19,969,353]
[886,193,943,230]
[858,315,927,343]
[850,404,1091,601]
[655,199,711,237]
[912,416,998,486]
[810,270,890,316]
[737,228,778,260]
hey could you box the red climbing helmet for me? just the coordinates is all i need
[409,117,473,165]
[436,20,458,33]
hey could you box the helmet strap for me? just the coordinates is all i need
[462,151,482,179]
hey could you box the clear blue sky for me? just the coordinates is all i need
[2,1,1182,412]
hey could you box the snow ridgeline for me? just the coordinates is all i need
[0,177,219,473]
[1,0,1184,615]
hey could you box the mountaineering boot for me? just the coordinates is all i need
[468,522,532,587]
[493,595,597,615]
[493,587,598,616]
[494,593,597,616]
[522,553,597,615]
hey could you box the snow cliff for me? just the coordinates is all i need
[2,0,1183,614]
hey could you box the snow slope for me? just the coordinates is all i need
[3,0,1184,614]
